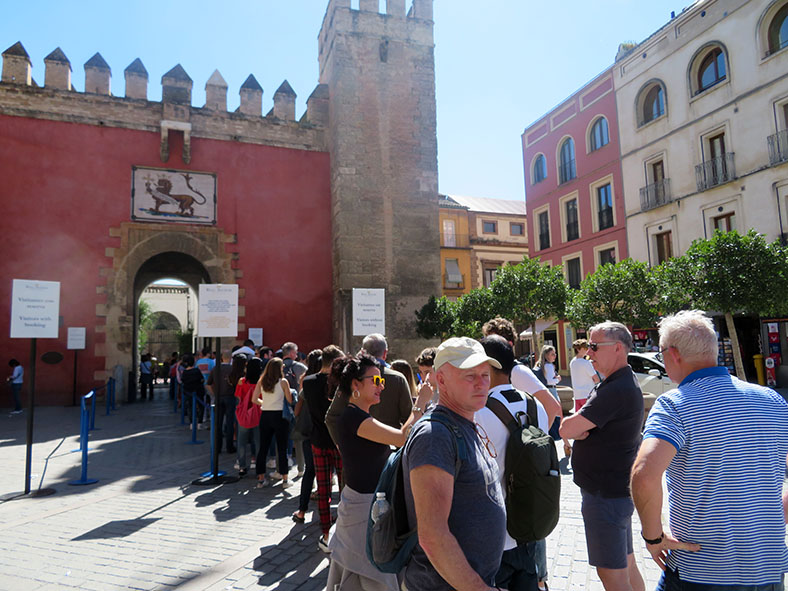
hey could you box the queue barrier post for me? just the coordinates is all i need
[186,392,205,445]
[69,392,98,486]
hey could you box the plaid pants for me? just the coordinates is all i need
[311,445,342,536]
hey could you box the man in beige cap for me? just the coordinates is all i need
[401,337,507,591]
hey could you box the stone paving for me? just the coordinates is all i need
[0,385,780,591]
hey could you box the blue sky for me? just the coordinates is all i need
[2,0,687,202]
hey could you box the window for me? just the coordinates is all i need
[558,138,576,183]
[510,222,524,236]
[444,258,462,288]
[442,219,456,247]
[768,4,788,56]
[639,83,665,125]
[532,154,547,184]
[565,199,579,241]
[482,220,497,234]
[538,210,550,250]
[483,266,499,287]
[566,257,582,289]
[599,247,616,266]
[597,184,613,231]
[655,231,673,264]
[589,117,609,151]
[712,212,736,232]
[696,47,726,94]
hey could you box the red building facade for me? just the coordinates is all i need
[521,69,627,367]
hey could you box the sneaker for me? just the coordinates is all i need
[255,478,270,489]
[239,468,247,477]
[266,458,276,469]
[250,460,256,469]
[296,470,305,478]
[270,471,284,481]
[9,409,23,415]
[282,479,292,489]
[317,536,330,553]
[233,461,240,470]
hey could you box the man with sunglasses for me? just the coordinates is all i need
[632,310,788,590]
[402,336,506,591]
[560,321,645,591]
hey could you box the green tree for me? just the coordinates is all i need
[487,257,567,352]
[137,299,155,353]
[415,295,457,340]
[672,230,788,378]
[566,258,659,330]
[452,287,496,339]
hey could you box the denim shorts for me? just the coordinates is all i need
[580,489,634,569]
[656,568,784,591]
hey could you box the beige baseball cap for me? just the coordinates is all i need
[434,337,502,371]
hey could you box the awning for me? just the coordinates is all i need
[445,259,462,283]
[519,318,556,339]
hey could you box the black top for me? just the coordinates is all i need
[335,404,391,494]
[303,373,335,450]
[571,366,644,498]
[181,367,205,397]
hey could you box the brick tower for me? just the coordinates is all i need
[318,0,440,359]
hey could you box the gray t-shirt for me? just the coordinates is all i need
[402,406,506,590]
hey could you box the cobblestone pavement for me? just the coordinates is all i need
[0,386,781,591]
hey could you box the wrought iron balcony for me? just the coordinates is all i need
[440,233,470,248]
[558,159,576,184]
[695,153,735,192]
[639,178,672,212]
[768,130,788,166]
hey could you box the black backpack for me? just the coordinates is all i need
[366,410,467,574]
[485,390,560,543]
[283,360,300,391]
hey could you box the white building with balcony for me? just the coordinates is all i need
[614,0,788,265]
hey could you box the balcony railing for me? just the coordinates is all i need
[695,153,735,192]
[440,233,470,248]
[559,159,576,184]
[768,130,788,166]
[639,178,672,212]
[443,273,466,290]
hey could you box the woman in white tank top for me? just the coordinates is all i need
[253,358,293,489]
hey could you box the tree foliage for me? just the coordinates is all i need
[488,257,567,329]
[137,299,155,353]
[566,258,658,329]
[415,295,457,340]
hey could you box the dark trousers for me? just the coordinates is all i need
[256,411,290,477]
[495,542,541,591]
[9,383,22,411]
[657,569,784,591]
[297,439,316,512]
[216,396,237,453]
[140,374,154,400]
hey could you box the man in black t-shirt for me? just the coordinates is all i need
[560,322,645,591]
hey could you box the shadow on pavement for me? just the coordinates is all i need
[253,523,330,589]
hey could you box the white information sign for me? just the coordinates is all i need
[10,280,60,339]
[67,327,86,350]
[248,328,263,347]
[197,284,239,338]
[352,288,385,336]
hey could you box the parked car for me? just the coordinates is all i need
[628,351,677,413]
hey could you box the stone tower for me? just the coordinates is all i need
[318,0,440,359]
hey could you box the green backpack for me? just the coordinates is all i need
[485,390,560,543]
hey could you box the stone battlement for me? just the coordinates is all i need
[0,42,329,157]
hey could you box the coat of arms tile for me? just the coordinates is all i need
[131,167,217,224]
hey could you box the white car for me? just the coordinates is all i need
[628,352,677,412]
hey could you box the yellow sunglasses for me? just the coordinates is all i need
[362,375,386,387]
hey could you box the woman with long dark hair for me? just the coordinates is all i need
[233,356,261,477]
[253,358,293,489]
[326,353,433,589]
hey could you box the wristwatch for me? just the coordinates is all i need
[412,405,424,414]
[641,531,664,545]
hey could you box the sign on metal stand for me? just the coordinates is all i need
[192,284,239,486]
[9,279,60,498]
[68,327,86,407]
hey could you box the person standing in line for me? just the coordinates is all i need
[233,357,260,477]
[301,344,344,552]
[253,358,293,490]
[7,359,23,415]
[181,354,206,425]
[476,335,551,591]
[632,310,787,590]
[207,351,236,454]
[560,322,645,591]
[326,353,432,590]
[567,339,600,457]
[291,349,322,524]
[402,336,506,591]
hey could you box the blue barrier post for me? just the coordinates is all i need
[186,392,204,445]
[179,384,186,425]
[89,387,99,431]
[173,384,178,414]
[200,401,226,478]
[69,392,98,485]
[110,377,116,411]
[105,378,113,416]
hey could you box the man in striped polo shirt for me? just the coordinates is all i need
[632,310,788,590]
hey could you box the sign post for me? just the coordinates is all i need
[67,327,86,407]
[9,279,60,498]
[193,284,239,486]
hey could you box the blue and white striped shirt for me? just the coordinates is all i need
[644,366,788,585]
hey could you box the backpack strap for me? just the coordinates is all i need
[485,396,519,435]
[424,410,468,474]
[523,392,538,429]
